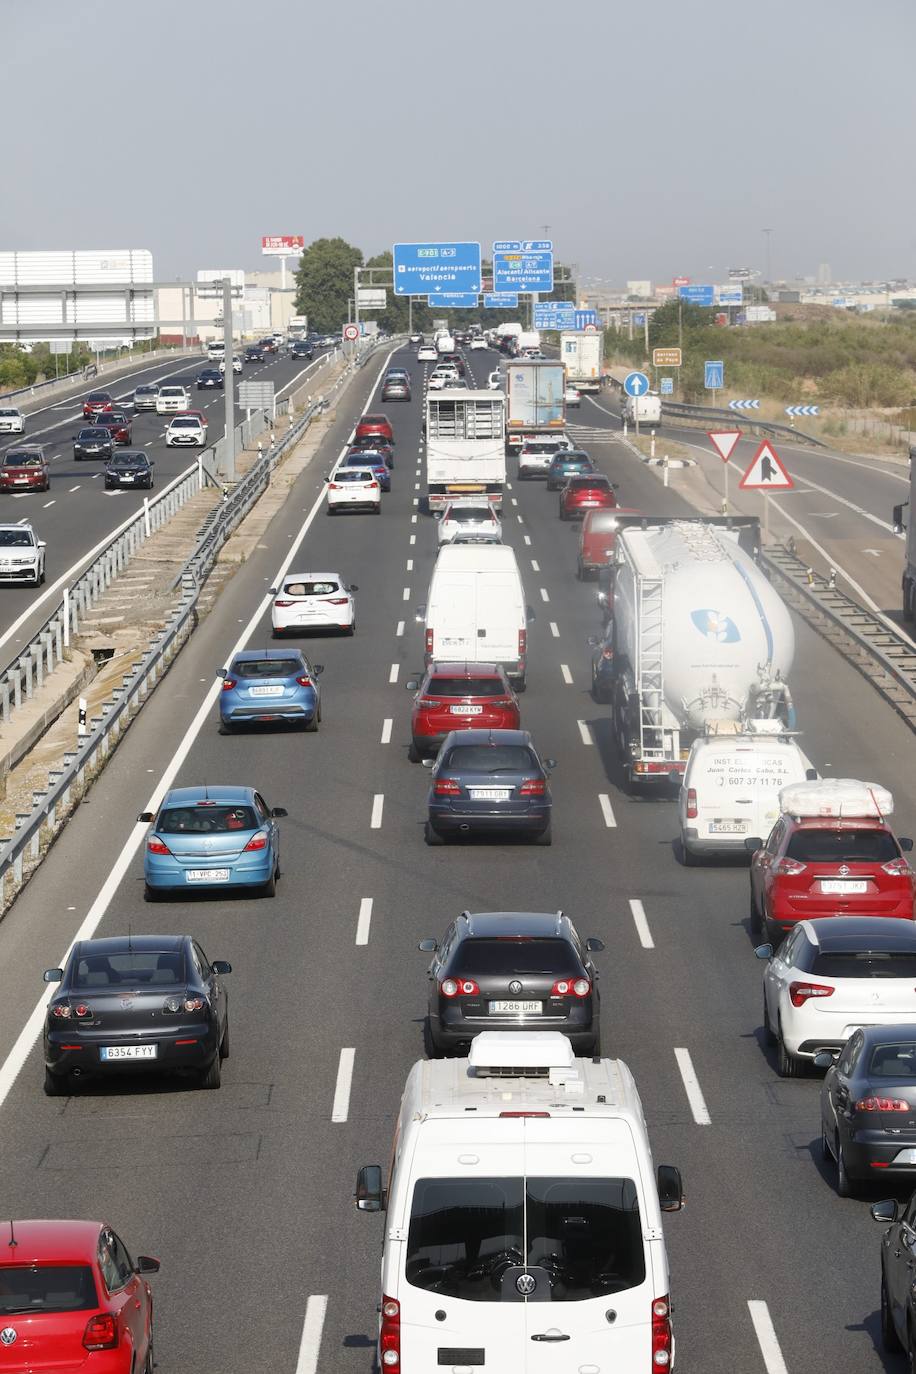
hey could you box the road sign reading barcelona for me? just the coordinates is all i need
[483,292,519,309]
[393,241,482,296]
[426,293,479,309]
[492,240,554,293]
[533,301,576,329]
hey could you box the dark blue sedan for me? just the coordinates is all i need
[342,450,391,491]
[424,729,555,846]
[217,649,323,732]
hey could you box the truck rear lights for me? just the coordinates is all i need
[551,978,590,997]
[425,628,434,655]
[789,981,834,1007]
[83,1313,118,1351]
[440,978,479,997]
[686,788,698,820]
[380,1295,400,1368]
[518,629,527,659]
[651,1295,672,1368]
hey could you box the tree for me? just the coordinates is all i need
[294,238,363,335]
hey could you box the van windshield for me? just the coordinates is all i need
[406,1176,645,1302]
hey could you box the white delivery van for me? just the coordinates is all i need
[355,1032,683,1373]
[207,340,225,362]
[419,543,531,689]
[679,723,817,863]
[623,392,662,426]
[436,333,457,355]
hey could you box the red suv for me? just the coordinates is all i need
[559,473,617,521]
[83,391,114,419]
[406,662,520,760]
[0,1218,159,1372]
[355,414,394,445]
[750,816,915,946]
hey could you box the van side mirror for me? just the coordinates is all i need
[754,944,773,961]
[893,503,907,535]
[526,607,536,623]
[43,968,63,983]
[405,679,420,691]
[900,837,914,852]
[805,768,818,781]
[355,1164,385,1212]
[414,605,426,623]
[657,1164,683,1212]
[744,836,763,853]
[872,1199,899,1224]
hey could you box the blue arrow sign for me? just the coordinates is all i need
[425,293,479,309]
[624,371,650,398]
[705,360,724,390]
[574,309,599,329]
[785,405,820,417]
[483,292,519,310]
[393,241,481,296]
[729,398,760,411]
[660,377,674,395]
[492,244,554,294]
[679,284,715,307]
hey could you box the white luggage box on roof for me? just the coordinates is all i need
[779,778,894,819]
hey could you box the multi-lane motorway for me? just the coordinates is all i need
[0,342,912,1372]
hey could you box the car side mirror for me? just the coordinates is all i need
[900,837,914,852]
[355,1164,385,1212]
[544,758,557,770]
[405,679,420,691]
[744,836,763,853]
[137,811,154,823]
[813,1051,836,1070]
[893,503,907,535]
[415,605,426,623]
[349,584,359,592]
[136,1256,160,1274]
[43,968,63,983]
[38,541,46,549]
[805,768,818,781]
[418,939,438,952]
[754,943,773,961]
[216,668,227,680]
[149,461,155,467]
[270,806,288,818]
[421,758,434,769]
[211,960,232,975]
[312,665,324,676]
[871,1199,900,1224]
[657,1164,683,1212]
[433,511,442,519]
[526,607,536,623]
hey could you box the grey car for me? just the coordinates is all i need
[424,728,555,846]
[133,383,160,411]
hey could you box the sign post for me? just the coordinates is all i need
[739,440,794,543]
[624,370,650,439]
[707,428,743,515]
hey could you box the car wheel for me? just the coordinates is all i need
[534,823,553,847]
[219,1018,230,1061]
[143,883,160,903]
[423,1016,442,1059]
[424,821,444,846]
[836,1138,858,1198]
[681,842,698,867]
[43,1067,66,1097]
[763,992,777,1046]
[143,1338,154,1374]
[346,619,356,636]
[881,1269,903,1352]
[304,712,319,733]
[777,1026,801,1078]
[200,1053,222,1090]
[408,739,422,764]
[260,867,277,898]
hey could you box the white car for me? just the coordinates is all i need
[487,370,503,390]
[326,468,380,514]
[437,501,502,545]
[565,385,582,408]
[469,336,488,350]
[219,356,243,375]
[0,407,25,434]
[0,522,45,585]
[271,572,357,636]
[165,416,207,447]
[417,345,437,363]
[518,437,573,479]
[758,916,916,1077]
[427,372,458,391]
[155,385,191,414]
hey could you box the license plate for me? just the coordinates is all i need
[709,821,748,833]
[469,789,511,802]
[186,868,230,882]
[451,704,483,714]
[820,880,868,894]
[489,1000,542,1015]
[121,475,134,482]
[100,1044,157,1061]
[250,685,284,696]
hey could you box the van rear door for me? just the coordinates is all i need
[429,572,477,659]
[694,743,808,841]
[477,572,522,663]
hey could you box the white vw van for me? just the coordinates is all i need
[355,1032,683,1371]
[418,544,533,690]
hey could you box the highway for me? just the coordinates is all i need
[0,346,337,669]
[0,342,912,1373]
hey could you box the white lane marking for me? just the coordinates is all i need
[331,1049,356,1122]
[389,663,400,684]
[411,513,417,523]
[549,621,559,637]
[560,663,573,684]
[629,899,654,949]
[531,559,540,571]
[412,497,418,506]
[414,482,419,491]
[69,485,80,493]
[599,794,617,828]
[517,514,524,523]
[294,1295,328,1374]
[403,586,410,600]
[511,497,518,506]
[42,500,55,508]
[523,535,531,545]
[409,534,416,545]
[577,720,592,745]
[747,1301,789,1374]
[380,718,393,744]
[370,794,384,828]
[674,1047,711,1125]
[540,587,550,602]
[407,558,413,571]
[356,898,373,946]
[396,621,405,637]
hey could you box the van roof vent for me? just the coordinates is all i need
[468,1032,576,1078]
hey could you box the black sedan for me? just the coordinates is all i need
[820,1022,916,1196]
[73,426,114,462]
[872,1190,916,1359]
[105,451,154,489]
[245,346,264,363]
[424,728,555,846]
[42,933,231,1093]
[419,909,603,1057]
[545,449,595,491]
[196,368,224,390]
[289,341,313,360]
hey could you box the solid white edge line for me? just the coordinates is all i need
[0,345,400,1113]
[380,718,393,744]
[674,1046,712,1125]
[598,794,616,828]
[331,1048,355,1122]
[356,898,373,946]
[295,1295,328,1374]
[370,794,384,829]
[628,898,655,950]
[576,720,592,746]
[747,1301,789,1374]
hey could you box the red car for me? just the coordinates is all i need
[406,661,520,760]
[95,411,133,445]
[750,815,916,946]
[0,1219,159,1373]
[348,436,394,467]
[83,392,114,420]
[559,473,617,521]
[577,506,640,580]
[355,414,394,445]
[0,445,50,493]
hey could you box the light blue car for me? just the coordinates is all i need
[139,785,287,900]
[217,649,323,732]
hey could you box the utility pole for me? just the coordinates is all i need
[762,228,774,284]
[353,265,360,337]
[222,277,236,481]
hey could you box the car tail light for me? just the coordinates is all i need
[329,483,342,491]
[83,1313,118,1351]
[380,1295,400,1368]
[519,778,546,796]
[789,981,834,1007]
[882,857,912,875]
[425,629,434,655]
[146,837,171,856]
[855,1097,910,1113]
[51,1002,72,1018]
[518,628,527,659]
[273,599,295,608]
[74,1004,92,1019]
[440,978,480,997]
[773,857,807,876]
[651,1296,672,1368]
[433,778,461,796]
[244,831,270,851]
[686,788,698,820]
[220,678,237,691]
[296,676,314,688]
[551,978,591,997]
[328,597,349,605]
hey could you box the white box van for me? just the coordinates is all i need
[207,340,225,361]
[355,1032,682,1372]
[678,725,817,863]
[623,393,662,426]
[419,544,532,689]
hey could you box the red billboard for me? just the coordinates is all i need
[261,236,305,255]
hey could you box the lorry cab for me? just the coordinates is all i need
[355,1032,682,1373]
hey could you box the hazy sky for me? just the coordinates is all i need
[6,0,915,286]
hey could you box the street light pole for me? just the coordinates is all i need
[762,228,774,284]
[222,277,236,482]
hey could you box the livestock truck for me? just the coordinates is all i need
[425,390,506,512]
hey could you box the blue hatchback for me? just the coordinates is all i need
[342,450,391,491]
[139,785,287,899]
[217,648,323,732]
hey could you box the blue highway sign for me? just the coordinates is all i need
[704,360,724,390]
[574,309,599,329]
[493,242,554,294]
[483,292,519,309]
[393,241,481,296]
[426,293,479,309]
[624,371,650,398]
[678,284,715,307]
[533,302,576,329]
[660,377,674,395]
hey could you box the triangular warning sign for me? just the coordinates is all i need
[739,440,794,491]
[707,429,742,463]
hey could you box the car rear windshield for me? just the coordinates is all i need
[231,658,302,679]
[406,1176,645,1302]
[0,531,32,547]
[0,1264,98,1314]
[282,581,338,596]
[345,454,382,466]
[157,805,257,833]
[135,386,156,394]
[427,677,506,698]
[87,394,110,403]
[811,952,916,979]
[4,453,41,466]
[786,829,899,863]
[451,938,579,976]
[443,745,537,773]
[586,511,621,532]
[446,508,493,523]
[335,470,373,482]
[79,429,107,440]
[569,476,609,489]
[74,950,186,986]
[868,1042,916,1075]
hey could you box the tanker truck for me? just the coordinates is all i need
[605,517,796,785]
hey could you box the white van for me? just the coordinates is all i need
[623,392,662,426]
[419,544,531,689]
[355,1032,682,1372]
[207,340,226,361]
[678,725,817,863]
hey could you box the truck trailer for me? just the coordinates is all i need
[425,389,506,512]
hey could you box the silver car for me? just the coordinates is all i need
[132,384,159,411]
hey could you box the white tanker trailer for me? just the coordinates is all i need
[606,517,796,785]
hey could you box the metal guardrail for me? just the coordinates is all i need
[659,399,830,449]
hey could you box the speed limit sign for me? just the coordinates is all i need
[343,323,359,342]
